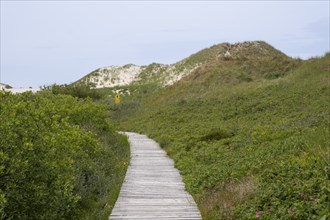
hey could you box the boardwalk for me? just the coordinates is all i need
[109,132,202,220]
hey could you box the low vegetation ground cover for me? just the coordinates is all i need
[111,53,329,219]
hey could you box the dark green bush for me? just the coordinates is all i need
[0,92,129,219]
[200,128,235,141]
[45,84,103,99]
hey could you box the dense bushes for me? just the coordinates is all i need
[0,92,129,219]
[45,84,103,99]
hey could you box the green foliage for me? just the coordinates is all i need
[180,41,289,68]
[0,92,129,219]
[200,128,235,141]
[113,54,329,219]
[44,84,103,99]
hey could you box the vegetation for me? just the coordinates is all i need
[0,91,129,219]
[45,84,103,99]
[1,41,328,219]
[110,48,329,219]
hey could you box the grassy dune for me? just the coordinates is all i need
[111,52,329,219]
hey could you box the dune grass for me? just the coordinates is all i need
[109,53,329,219]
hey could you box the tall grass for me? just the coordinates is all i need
[111,53,329,219]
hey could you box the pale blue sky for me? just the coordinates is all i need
[1,1,329,88]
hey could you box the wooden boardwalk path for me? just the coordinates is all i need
[109,132,202,220]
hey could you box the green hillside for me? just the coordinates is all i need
[75,41,291,91]
[109,42,329,219]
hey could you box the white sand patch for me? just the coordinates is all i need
[81,61,201,89]
[111,88,132,95]
[0,83,11,90]
[2,88,40,94]
[163,63,200,86]
[86,65,144,88]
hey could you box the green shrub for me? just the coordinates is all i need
[44,84,103,99]
[200,128,235,141]
[0,92,129,219]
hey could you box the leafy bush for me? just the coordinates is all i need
[200,128,235,141]
[0,92,129,219]
[44,84,103,99]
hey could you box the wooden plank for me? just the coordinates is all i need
[109,132,202,220]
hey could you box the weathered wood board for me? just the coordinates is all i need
[109,132,202,220]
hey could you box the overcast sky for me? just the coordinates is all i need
[1,1,329,88]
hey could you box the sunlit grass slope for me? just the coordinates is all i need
[112,49,329,219]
